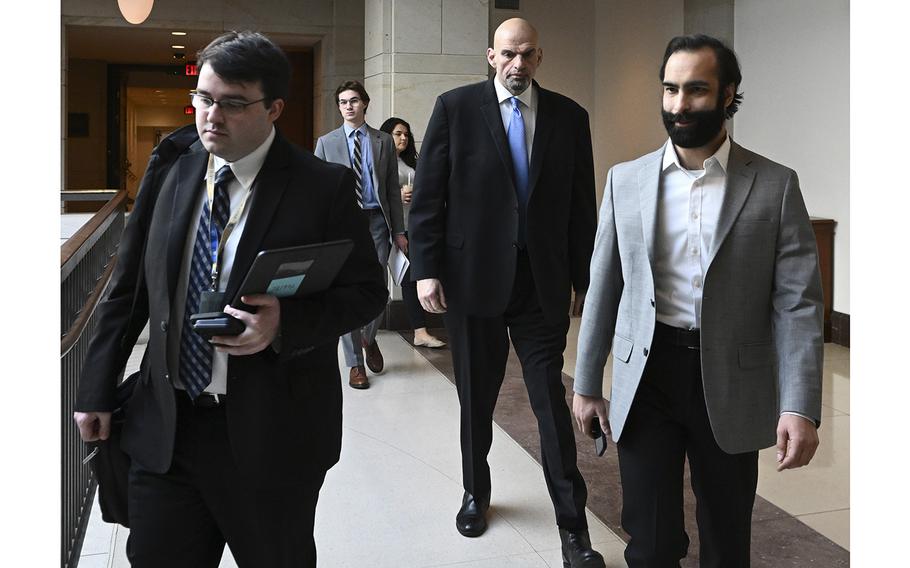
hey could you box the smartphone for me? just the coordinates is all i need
[190,312,246,339]
[591,417,608,457]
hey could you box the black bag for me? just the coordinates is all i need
[88,371,138,527]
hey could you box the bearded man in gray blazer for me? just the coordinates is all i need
[572,34,824,567]
[315,80,406,389]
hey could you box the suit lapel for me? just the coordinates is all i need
[527,84,553,200]
[637,146,664,267]
[707,141,756,268]
[368,126,383,201]
[166,146,208,299]
[368,126,382,170]
[480,80,516,188]
[223,134,293,302]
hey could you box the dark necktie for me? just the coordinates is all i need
[352,130,364,208]
[508,97,529,244]
[179,164,233,400]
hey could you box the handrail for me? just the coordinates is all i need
[61,189,119,202]
[60,190,128,568]
[60,259,116,356]
[61,190,127,272]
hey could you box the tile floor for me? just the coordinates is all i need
[79,321,849,566]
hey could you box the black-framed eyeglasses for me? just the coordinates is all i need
[190,93,267,114]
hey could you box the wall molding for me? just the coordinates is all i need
[830,311,850,347]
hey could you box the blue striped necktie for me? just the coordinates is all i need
[179,164,233,400]
[352,130,364,207]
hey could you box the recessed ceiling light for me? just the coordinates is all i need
[171,31,187,36]
[154,89,163,93]
[171,45,185,49]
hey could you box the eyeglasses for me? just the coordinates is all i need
[190,93,266,114]
[338,97,362,107]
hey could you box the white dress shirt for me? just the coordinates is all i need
[654,135,810,422]
[493,77,537,162]
[654,135,730,330]
[171,127,276,395]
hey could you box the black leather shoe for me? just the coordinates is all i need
[455,491,490,537]
[559,528,605,567]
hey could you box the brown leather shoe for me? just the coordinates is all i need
[363,340,384,373]
[349,365,369,389]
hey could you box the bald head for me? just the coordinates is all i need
[494,18,539,47]
[488,18,543,95]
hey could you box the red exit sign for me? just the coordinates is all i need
[184,105,195,115]
[185,63,198,76]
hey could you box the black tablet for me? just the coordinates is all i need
[231,240,354,307]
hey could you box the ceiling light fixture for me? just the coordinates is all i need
[117,0,154,25]
[171,31,187,36]
[171,45,185,49]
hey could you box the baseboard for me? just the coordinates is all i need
[379,300,446,331]
[830,311,850,347]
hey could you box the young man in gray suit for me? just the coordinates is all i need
[315,81,407,389]
[572,35,824,567]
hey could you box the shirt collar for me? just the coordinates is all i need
[494,76,535,110]
[343,122,368,138]
[662,133,731,175]
[212,127,275,190]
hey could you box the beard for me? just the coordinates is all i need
[662,97,727,149]
[505,74,531,94]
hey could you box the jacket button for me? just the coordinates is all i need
[164,373,170,382]
[512,241,519,248]
[160,320,168,332]
[643,347,649,356]
[649,299,655,307]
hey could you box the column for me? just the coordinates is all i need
[363,0,489,148]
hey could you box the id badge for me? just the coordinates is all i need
[198,290,226,313]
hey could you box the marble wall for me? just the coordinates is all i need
[362,0,489,146]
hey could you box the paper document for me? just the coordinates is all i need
[388,246,410,286]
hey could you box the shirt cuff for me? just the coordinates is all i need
[781,411,814,423]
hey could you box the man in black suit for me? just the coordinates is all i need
[408,18,604,567]
[72,31,387,567]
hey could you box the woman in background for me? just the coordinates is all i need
[380,117,446,348]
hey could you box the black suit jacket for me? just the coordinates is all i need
[408,79,596,325]
[75,127,388,483]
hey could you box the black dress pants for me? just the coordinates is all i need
[126,393,325,568]
[444,250,588,529]
[617,324,758,567]
[402,265,428,330]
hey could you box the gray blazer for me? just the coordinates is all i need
[314,124,405,236]
[573,140,824,454]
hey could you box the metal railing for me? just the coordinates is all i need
[61,190,127,568]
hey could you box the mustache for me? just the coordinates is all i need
[663,111,695,123]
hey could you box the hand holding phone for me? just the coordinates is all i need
[190,312,246,339]
[591,417,608,457]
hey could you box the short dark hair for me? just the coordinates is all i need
[380,117,418,169]
[335,80,371,107]
[659,34,744,119]
[196,31,290,105]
